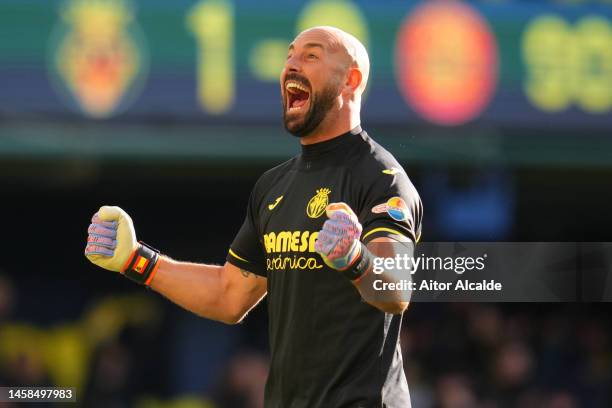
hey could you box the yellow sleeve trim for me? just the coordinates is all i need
[362,227,405,241]
[362,227,421,243]
[228,248,249,263]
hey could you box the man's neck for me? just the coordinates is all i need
[300,113,361,145]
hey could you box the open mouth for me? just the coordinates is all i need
[285,81,311,112]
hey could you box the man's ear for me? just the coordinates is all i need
[344,67,363,94]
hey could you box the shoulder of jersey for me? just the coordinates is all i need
[353,137,407,179]
[256,157,298,186]
[249,157,297,211]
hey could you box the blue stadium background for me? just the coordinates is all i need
[0,0,611,407]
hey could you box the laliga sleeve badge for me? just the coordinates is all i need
[371,197,409,221]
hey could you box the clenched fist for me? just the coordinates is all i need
[85,206,138,272]
[315,202,363,271]
[85,206,160,286]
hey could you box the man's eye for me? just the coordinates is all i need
[308,54,318,59]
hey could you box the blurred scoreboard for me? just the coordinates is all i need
[0,0,611,130]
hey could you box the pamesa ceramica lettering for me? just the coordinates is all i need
[263,230,324,271]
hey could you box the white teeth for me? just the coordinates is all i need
[285,81,309,93]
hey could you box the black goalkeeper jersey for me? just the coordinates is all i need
[227,127,422,408]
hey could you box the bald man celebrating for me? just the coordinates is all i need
[85,26,422,407]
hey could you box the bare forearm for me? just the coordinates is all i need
[149,257,230,322]
[83,206,266,323]
[353,268,409,314]
[353,238,413,314]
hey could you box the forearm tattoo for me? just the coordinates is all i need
[240,269,256,278]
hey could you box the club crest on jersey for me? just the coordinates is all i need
[306,188,331,218]
[371,196,409,221]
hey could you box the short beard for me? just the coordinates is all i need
[283,84,338,138]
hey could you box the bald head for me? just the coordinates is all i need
[295,26,370,95]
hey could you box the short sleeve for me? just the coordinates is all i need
[359,171,423,244]
[226,190,268,277]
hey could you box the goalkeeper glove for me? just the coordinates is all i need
[315,202,373,281]
[84,206,160,286]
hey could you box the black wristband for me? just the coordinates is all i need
[122,241,160,286]
[341,242,374,281]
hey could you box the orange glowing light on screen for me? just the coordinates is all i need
[395,0,498,125]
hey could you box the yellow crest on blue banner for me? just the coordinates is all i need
[49,0,147,118]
